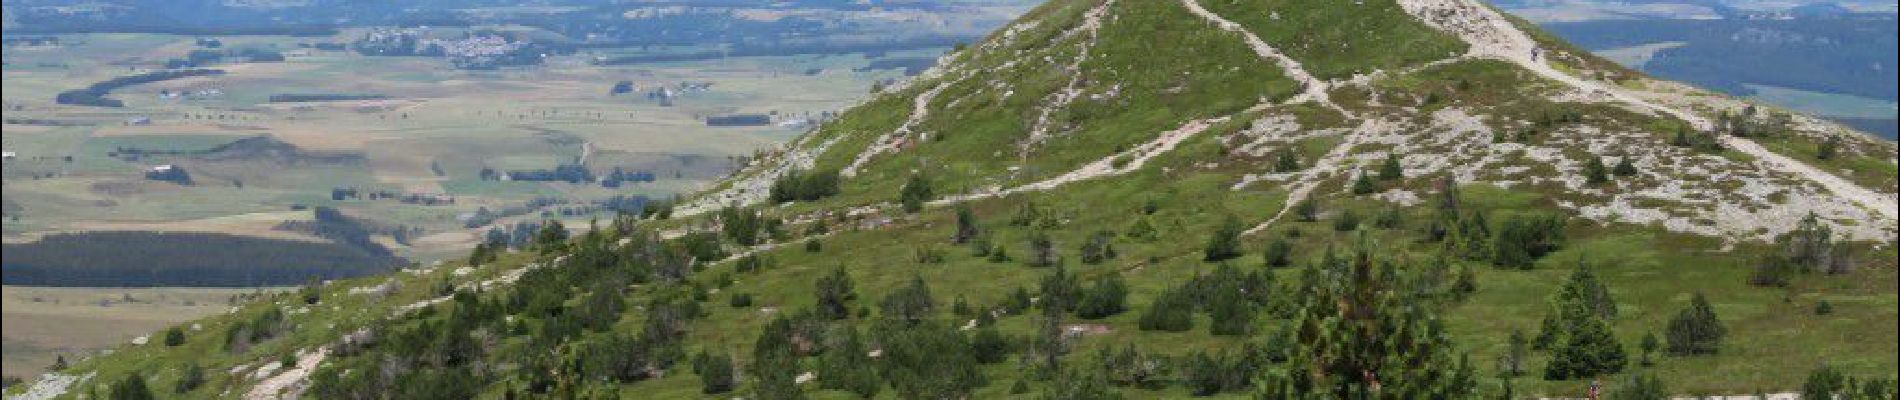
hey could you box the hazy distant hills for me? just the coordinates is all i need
[1502,0,1899,139]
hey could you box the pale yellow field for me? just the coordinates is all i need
[3,31,923,258]
[1,286,285,380]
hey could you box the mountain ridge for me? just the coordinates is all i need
[691,0,1895,242]
[12,0,1898,398]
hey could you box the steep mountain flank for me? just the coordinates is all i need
[697,0,1896,243]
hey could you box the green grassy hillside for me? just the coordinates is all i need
[10,0,1898,398]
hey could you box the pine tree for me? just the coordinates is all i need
[1543,311,1627,380]
[1038,265,1081,313]
[1816,135,1840,160]
[1030,313,1069,375]
[1785,212,1835,273]
[1203,216,1244,262]
[1451,264,1478,298]
[900,173,935,213]
[1136,288,1194,332]
[1640,331,1660,366]
[1205,281,1255,336]
[1333,209,1360,232]
[718,207,764,246]
[953,205,980,244]
[164,327,187,347]
[1563,266,1618,320]
[1372,206,1403,229]
[1444,211,1491,260]
[1075,273,1128,319]
[1379,153,1404,181]
[1028,230,1060,267]
[1612,156,1638,177]
[1079,230,1117,265]
[1749,254,1795,287]
[1262,236,1293,268]
[108,373,155,400]
[815,266,856,320]
[1610,372,1669,400]
[1351,172,1378,195]
[1500,330,1529,377]
[1490,213,1565,269]
[1184,350,1229,396]
[468,242,495,267]
[1583,155,1610,185]
[753,317,807,400]
[697,353,735,394]
[881,275,936,324]
[1540,266,1628,380]
[1438,177,1462,212]
[1665,292,1725,355]
[1532,312,1562,351]
[817,327,880,398]
[1274,150,1301,172]
[1296,199,1321,222]
[533,220,568,254]
[1803,364,1847,400]
[971,326,1013,364]
[1257,247,1481,398]
[987,243,1012,263]
[174,363,205,394]
[1125,216,1158,242]
[1041,369,1123,400]
[1535,265,1617,350]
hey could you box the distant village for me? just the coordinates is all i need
[352,27,554,69]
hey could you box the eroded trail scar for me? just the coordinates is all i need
[843,75,963,177]
[1179,0,1342,113]
[936,103,1269,205]
[1243,118,1381,235]
[1022,0,1118,152]
[678,136,842,216]
[1180,0,1372,235]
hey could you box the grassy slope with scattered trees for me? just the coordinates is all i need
[15,0,1897,398]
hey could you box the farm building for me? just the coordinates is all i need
[144,164,193,185]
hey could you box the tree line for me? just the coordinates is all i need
[55,69,225,107]
[1,231,401,287]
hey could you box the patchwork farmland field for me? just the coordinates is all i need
[2,31,945,385]
[1,285,287,378]
[3,32,931,258]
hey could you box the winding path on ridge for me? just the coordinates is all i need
[1177,0,1343,115]
[936,0,1370,213]
[712,0,1893,230]
[933,103,1269,205]
[1021,0,1118,153]
[1241,118,1385,235]
[1178,0,1375,235]
[842,75,965,177]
